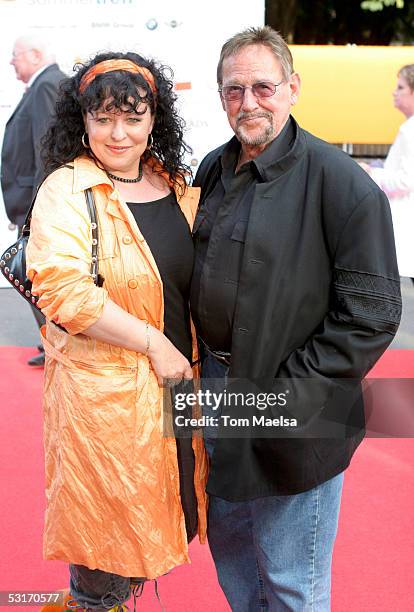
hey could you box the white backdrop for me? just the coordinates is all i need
[0,0,265,285]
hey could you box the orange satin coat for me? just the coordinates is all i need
[26,156,208,579]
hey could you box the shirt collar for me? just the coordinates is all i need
[253,116,295,178]
[220,116,304,182]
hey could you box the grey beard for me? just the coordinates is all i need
[235,113,275,146]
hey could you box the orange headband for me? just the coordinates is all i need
[79,59,156,95]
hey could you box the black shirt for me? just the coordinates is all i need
[127,192,194,361]
[127,192,198,542]
[190,117,295,352]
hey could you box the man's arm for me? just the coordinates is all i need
[274,187,401,425]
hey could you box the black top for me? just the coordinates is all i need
[190,117,295,352]
[128,191,198,541]
[127,192,194,361]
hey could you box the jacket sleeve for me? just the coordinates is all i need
[274,187,401,423]
[26,175,109,335]
[370,122,414,197]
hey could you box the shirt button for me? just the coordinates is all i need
[122,235,132,245]
[128,279,138,289]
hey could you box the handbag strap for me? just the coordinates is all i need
[84,187,101,284]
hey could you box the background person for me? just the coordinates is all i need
[26,51,207,611]
[1,34,66,366]
[360,64,414,284]
[191,26,401,611]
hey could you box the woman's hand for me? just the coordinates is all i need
[84,301,192,386]
[148,328,193,386]
[83,301,192,386]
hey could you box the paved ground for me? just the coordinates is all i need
[1,278,413,349]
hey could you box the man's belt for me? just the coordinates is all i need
[199,337,231,367]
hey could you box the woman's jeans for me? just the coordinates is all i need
[69,566,133,610]
[202,352,344,612]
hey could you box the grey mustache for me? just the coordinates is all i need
[237,112,271,123]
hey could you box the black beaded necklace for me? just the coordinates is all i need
[107,162,143,184]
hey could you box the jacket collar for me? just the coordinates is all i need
[220,116,307,183]
[72,156,113,193]
[71,155,194,222]
[71,157,126,222]
[27,63,56,87]
[257,117,307,181]
[71,154,187,194]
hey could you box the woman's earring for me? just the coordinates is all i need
[82,132,90,148]
[147,133,153,150]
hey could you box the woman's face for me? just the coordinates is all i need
[84,95,154,177]
[393,75,414,118]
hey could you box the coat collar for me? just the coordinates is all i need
[71,155,198,225]
[27,63,56,87]
[71,154,190,195]
[72,155,113,193]
[220,116,307,183]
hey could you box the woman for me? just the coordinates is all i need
[360,64,414,283]
[26,51,208,610]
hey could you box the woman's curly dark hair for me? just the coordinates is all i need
[42,51,192,192]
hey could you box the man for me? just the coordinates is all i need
[1,34,66,366]
[190,27,401,611]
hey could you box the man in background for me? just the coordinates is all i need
[1,34,66,366]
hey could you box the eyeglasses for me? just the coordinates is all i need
[11,49,32,60]
[219,80,284,102]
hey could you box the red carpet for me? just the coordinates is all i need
[1,347,413,611]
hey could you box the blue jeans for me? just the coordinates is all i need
[202,353,344,612]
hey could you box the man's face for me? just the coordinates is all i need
[10,41,37,83]
[220,44,300,156]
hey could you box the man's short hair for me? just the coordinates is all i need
[217,26,294,85]
[398,64,414,91]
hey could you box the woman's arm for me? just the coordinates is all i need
[370,122,414,197]
[27,170,192,384]
[84,299,193,383]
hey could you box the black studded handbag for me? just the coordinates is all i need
[0,185,104,332]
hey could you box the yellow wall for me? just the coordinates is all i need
[290,45,414,144]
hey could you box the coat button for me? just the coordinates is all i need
[128,279,138,289]
[122,235,133,245]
